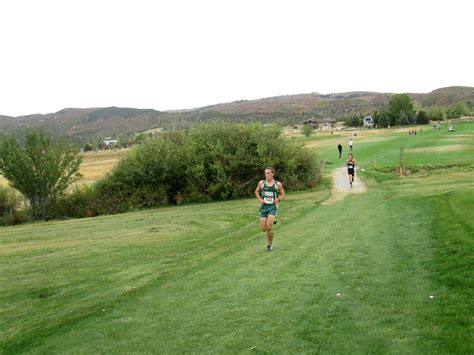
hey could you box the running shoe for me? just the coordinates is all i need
[267,245,273,252]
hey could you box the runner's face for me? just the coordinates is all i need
[264,169,274,180]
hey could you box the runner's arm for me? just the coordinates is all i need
[255,181,264,204]
[276,182,286,203]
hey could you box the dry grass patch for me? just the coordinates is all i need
[1,149,128,188]
[405,144,473,153]
[78,149,129,185]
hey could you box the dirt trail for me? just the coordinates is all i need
[322,167,368,205]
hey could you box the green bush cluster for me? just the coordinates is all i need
[344,115,364,127]
[48,186,98,218]
[85,122,321,214]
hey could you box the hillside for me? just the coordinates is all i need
[0,86,472,142]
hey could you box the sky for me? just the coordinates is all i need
[1,0,473,117]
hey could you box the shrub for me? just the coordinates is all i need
[301,124,314,137]
[0,186,28,226]
[48,185,98,219]
[345,115,363,127]
[94,122,321,212]
[416,110,429,124]
[427,106,445,121]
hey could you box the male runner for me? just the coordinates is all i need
[346,153,357,187]
[255,167,286,252]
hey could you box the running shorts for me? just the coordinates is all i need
[259,204,278,218]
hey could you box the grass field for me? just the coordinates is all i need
[0,122,473,353]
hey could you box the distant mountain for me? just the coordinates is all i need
[0,86,472,142]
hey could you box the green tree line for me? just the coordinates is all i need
[344,94,472,128]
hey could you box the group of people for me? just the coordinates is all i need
[255,137,358,252]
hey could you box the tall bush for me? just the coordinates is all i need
[95,122,321,212]
[0,186,27,225]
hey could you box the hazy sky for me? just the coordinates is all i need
[1,0,473,117]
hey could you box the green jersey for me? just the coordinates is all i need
[260,180,279,205]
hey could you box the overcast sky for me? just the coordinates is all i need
[1,0,473,117]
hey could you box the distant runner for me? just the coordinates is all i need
[255,167,286,252]
[337,144,343,158]
[346,153,357,188]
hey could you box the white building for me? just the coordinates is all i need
[363,115,374,127]
[102,137,118,148]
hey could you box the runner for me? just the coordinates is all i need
[346,153,357,188]
[337,144,343,158]
[255,167,286,252]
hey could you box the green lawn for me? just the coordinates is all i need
[302,121,474,169]
[1,122,473,353]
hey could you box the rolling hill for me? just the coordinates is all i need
[0,86,472,142]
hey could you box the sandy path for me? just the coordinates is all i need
[322,167,368,205]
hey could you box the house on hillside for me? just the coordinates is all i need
[101,137,118,149]
[363,115,374,128]
[303,117,336,130]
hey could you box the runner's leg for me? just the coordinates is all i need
[266,215,275,246]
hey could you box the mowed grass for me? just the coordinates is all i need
[301,121,474,170]
[1,123,473,353]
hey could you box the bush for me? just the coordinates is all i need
[0,186,28,226]
[416,110,429,124]
[301,124,314,137]
[427,106,445,121]
[94,122,321,213]
[345,115,363,127]
[48,185,98,219]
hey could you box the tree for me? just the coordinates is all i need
[301,124,314,137]
[344,115,363,127]
[447,102,470,118]
[373,110,390,128]
[0,131,83,220]
[388,94,415,125]
[416,110,429,124]
[427,106,445,121]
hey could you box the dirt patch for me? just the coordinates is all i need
[322,167,367,205]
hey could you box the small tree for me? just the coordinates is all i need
[416,110,429,124]
[344,115,363,127]
[373,110,391,128]
[0,131,83,220]
[427,106,445,121]
[301,124,314,137]
[389,94,415,126]
[447,102,470,118]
